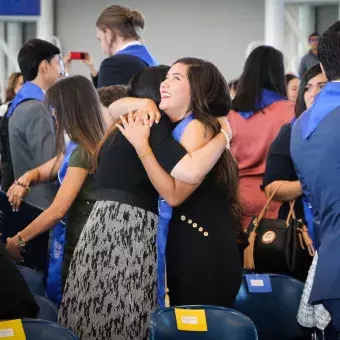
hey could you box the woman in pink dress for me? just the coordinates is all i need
[228,46,294,229]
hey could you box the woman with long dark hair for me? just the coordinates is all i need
[228,46,295,230]
[263,64,327,249]
[118,58,243,308]
[59,65,233,340]
[5,76,105,288]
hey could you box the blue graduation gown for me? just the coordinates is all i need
[291,83,340,303]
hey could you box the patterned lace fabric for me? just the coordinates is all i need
[297,252,331,330]
[59,200,158,340]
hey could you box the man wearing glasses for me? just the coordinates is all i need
[299,33,320,77]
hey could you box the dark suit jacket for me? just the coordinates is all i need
[93,54,148,88]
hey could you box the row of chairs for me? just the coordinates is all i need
[13,266,79,339]
[19,264,319,339]
[150,274,317,340]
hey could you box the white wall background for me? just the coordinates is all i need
[55,0,265,82]
[316,5,338,34]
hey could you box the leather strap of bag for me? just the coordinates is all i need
[298,224,316,256]
[255,182,285,228]
[244,182,284,270]
[287,201,315,256]
[286,200,296,226]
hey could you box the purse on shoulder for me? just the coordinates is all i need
[244,184,315,281]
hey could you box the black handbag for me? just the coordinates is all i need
[244,185,315,281]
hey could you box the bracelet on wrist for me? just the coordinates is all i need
[15,180,30,192]
[138,148,152,159]
[17,232,27,250]
[220,129,231,149]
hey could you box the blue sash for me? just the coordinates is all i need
[46,141,78,307]
[301,82,340,139]
[6,82,45,117]
[238,89,286,119]
[116,44,158,66]
[290,118,316,247]
[157,114,194,307]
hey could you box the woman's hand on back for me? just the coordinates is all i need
[139,99,161,126]
[108,98,160,124]
[116,109,152,155]
[133,106,161,127]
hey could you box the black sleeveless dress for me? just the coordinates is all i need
[166,172,242,307]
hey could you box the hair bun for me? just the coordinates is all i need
[128,10,145,29]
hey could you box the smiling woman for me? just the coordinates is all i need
[117,58,243,309]
[58,64,234,340]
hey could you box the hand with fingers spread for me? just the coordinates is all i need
[6,235,24,262]
[116,109,152,155]
[7,169,37,212]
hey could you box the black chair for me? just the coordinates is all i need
[22,319,78,339]
[17,265,45,296]
[34,295,58,322]
[234,274,316,340]
[149,305,258,339]
[0,191,49,274]
[0,239,39,320]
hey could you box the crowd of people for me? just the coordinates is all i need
[1,3,340,340]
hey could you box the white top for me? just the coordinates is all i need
[0,103,9,117]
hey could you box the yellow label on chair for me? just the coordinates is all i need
[175,309,208,332]
[0,320,26,339]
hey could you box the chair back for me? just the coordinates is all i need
[235,274,313,340]
[34,295,58,322]
[17,265,45,296]
[22,319,78,339]
[149,305,258,339]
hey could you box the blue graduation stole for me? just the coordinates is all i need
[300,82,340,139]
[46,141,78,307]
[290,118,316,247]
[157,114,194,307]
[116,44,158,66]
[238,89,286,119]
[6,82,45,117]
